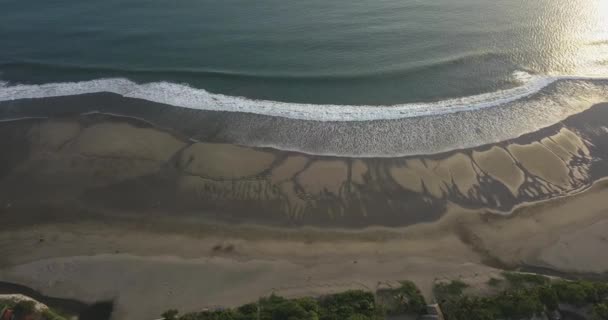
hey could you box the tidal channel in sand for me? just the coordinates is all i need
[1,100,608,319]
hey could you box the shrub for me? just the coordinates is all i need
[235,303,258,320]
[494,289,544,319]
[13,301,36,319]
[385,281,427,315]
[592,302,608,320]
[552,280,598,306]
[163,291,382,320]
[162,309,179,320]
[178,310,238,320]
[262,298,314,320]
[487,278,503,287]
[318,290,377,320]
[434,280,469,300]
[293,297,320,315]
[537,285,559,310]
[158,278,608,320]
[442,296,495,320]
[502,272,549,288]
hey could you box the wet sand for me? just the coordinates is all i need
[0,102,605,227]
[1,99,608,319]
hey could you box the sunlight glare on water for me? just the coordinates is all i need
[1,0,608,103]
[565,0,608,75]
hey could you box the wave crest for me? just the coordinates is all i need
[0,76,607,157]
[0,74,598,122]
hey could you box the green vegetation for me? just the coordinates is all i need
[593,302,608,320]
[436,273,608,320]
[0,299,69,320]
[487,277,503,287]
[41,309,70,320]
[162,309,180,320]
[164,291,385,320]
[318,290,380,320]
[160,274,608,320]
[502,272,550,288]
[11,300,36,319]
[376,281,426,316]
[551,279,608,306]
[434,280,469,300]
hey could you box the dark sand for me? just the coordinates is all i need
[1,98,608,319]
[0,98,605,227]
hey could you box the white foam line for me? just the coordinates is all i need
[0,75,604,122]
[0,116,48,123]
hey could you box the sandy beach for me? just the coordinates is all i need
[1,101,608,319]
[1,181,608,319]
[3,1,608,318]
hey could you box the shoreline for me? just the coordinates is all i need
[1,77,607,158]
[0,98,608,318]
[1,75,607,121]
[2,102,607,227]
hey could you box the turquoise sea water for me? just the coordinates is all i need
[1,0,608,156]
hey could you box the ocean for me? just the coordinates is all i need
[4,2,608,317]
[1,0,608,156]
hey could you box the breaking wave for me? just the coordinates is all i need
[0,74,607,157]
[0,72,603,122]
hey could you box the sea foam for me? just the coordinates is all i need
[0,73,598,122]
[0,75,607,157]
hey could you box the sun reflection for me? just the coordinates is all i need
[582,0,608,75]
[551,0,608,76]
[586,0,608,39]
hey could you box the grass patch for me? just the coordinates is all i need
[434,280,469,300]
[376,281,427,316]
[487,277,503,287]
[592,302,608,320]
[159,276,608,320]
[164,290,386,320]
[502,272,550,288]
[438,277,608,320]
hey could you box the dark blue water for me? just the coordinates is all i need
[1,0,607,104]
